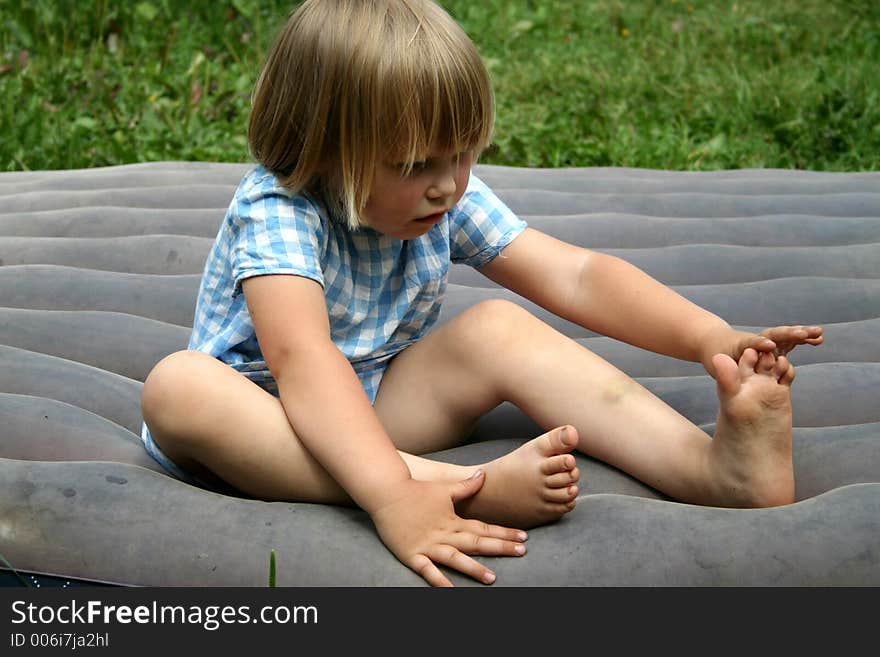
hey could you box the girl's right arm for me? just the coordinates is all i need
[242,273,525,586]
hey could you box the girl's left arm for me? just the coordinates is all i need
[479,228,822,376]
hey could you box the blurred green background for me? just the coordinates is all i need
[1,0,879,171]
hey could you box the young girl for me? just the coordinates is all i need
[140,0,823,587]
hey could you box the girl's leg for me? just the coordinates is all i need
[142,296,793,530]
[373,299,795,509]
[140,350,579,526]
[142,350,351,504]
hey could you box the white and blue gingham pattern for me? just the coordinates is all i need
[187,165,526,399]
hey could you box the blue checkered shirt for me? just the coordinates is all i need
[187,165,527,393]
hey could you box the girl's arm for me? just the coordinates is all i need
[242,274,523,586]
[244,274,410,511]
[480,228,821,374]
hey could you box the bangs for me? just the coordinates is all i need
[378,8,494,168]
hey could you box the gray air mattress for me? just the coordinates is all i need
[1,162,878,586]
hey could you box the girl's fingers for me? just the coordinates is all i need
[446,532,527,557]
[426,545,496,585]
[460,518,528,544]
[760,326,789,340]
[759,325,824,357]
[765,325,822,343]
[407,554,453,587]
[749,335,777,352]
[405,521,528,586]
[761,327,791,344]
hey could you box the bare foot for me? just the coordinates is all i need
[708,348,795,507]
[456,425,580,529]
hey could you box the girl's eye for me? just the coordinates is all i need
[394,151,471,176]
[394,160,428,177]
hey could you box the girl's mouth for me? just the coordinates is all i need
[415,211,446,224]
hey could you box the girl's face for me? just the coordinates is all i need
[362,149,474,239]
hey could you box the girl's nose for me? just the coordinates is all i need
[427,165,457,199]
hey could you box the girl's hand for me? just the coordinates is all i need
[701,325,823,378]
[756,325,824,357]
[369,471,528,587]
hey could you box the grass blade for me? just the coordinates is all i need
[0,551,33,587]
[268,549,276,588]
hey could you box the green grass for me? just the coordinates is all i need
[0,550,32,586]
[1,0,879,171]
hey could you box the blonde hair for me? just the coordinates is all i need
[248,0,494,229]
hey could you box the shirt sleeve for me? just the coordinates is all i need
[228,170,326,296]
[448,173,528,268]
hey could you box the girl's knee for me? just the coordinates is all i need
[141,350,214,429]
[460,299,537,338]
[450,299,539,358]
[144,349,210,390]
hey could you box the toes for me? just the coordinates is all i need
[541,500,577,519]
[712,352,741,397]
[774,356,795,386]
[738,347,759,374]
[756,351,776,375]
[546,466,580,489]
[537,425,578,457]
[543,485,578,504]
[540,453,576,477]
